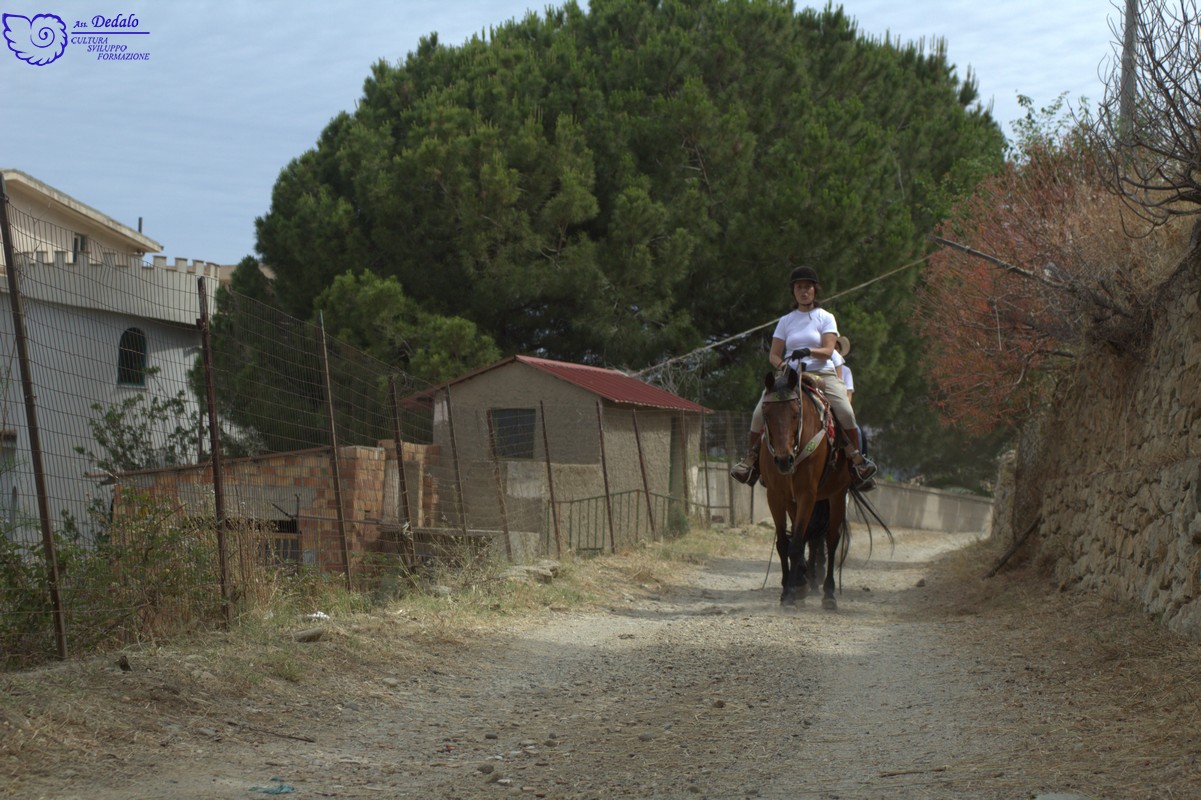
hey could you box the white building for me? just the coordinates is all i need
[0,169,220,542]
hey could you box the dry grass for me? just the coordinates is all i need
[3,524,1199,797]
[912,533,1201,797]
[0,524,752,786]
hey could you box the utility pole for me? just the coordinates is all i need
[1119,0,1138,138]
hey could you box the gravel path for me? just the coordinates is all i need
[10,524,1197,800]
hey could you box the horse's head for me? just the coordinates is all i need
[761,368,803,474]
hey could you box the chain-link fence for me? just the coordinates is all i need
[1,190,762,667]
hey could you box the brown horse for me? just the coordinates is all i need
[758,367,852,609]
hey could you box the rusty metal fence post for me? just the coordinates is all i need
[443,385,470,538]
[197,277,230,625]
[700,410,712,524]
[725,421,737,525]
[595,400,616,553]
[317,312,352,590]
[388,377,415,565]
[484,411,513,561]
[679,411,690,521]
[539,401,563,558]
[631,410,656,541]
[0,182,67,660]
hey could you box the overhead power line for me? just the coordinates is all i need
[633,254,931,379]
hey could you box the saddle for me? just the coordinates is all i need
[798,373,837,444]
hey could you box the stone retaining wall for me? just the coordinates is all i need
[996,250,1201,637]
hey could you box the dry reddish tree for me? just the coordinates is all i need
[923,0,1201,436]
[915,123,1162,434]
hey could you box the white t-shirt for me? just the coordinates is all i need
[772,307,838,373]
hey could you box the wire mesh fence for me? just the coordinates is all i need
[0,191,760,667]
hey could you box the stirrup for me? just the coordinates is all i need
[854,459,878,481]
[851,457,877,491]
[730,458,760,485]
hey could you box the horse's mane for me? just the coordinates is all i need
[768,367,798,398]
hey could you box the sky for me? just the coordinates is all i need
[1,0,1120,266]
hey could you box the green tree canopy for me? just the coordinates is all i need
[255,0,1005,433]
[315,269,501,382]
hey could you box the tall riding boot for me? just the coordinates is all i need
[845,427,877,489]
[730,430,762,485]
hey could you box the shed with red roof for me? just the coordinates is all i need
[410,355,710,557]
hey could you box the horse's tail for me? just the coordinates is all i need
[847,486,896,560]
[836,514,850,594]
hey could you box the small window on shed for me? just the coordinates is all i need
[490,408,536,459]
[260,519,301,567]
[117,328,147,386]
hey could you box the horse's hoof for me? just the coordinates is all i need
[821,596,837,610]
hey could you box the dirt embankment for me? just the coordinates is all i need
[3,525,1200,800]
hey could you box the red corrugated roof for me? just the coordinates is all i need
[405,355,710,413]
[513,356,710,413]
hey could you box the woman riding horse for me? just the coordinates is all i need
[730,266,876,490]
[758,365,852,608]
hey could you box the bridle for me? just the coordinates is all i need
[762,390,804,462]
[763,382,828,468]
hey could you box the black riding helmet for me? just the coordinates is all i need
[789,265,820,286]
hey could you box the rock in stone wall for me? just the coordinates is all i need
[1006,250,1201,637]
[989,449,1016,542]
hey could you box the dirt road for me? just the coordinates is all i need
[4,525,1199,799]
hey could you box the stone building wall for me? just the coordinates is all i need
[998,250,1201,637]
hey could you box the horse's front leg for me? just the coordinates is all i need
[821,494,847,610]
[785,502,815,607]
[775,524,793,605]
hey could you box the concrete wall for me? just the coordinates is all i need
[698,463,992,533]
[995,249,1201,638]
[2,170,159,256]
[856,482,992,533]
[0,298,204,534]
[0,183,214,539]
